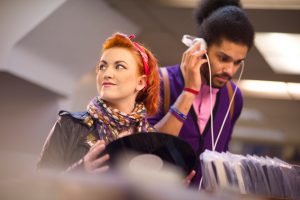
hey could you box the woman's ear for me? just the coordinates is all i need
[136,75,147,92]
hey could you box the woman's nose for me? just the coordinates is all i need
[103,67,114,78]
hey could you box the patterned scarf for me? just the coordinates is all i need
[87,96,153,143]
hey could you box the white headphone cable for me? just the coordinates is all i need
[213,61,244,151]
[205,53,217,151]
[198,53,213,191]
[199,57,244,190]
[205,54,244,151]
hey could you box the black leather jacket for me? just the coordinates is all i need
[37,111,98,171]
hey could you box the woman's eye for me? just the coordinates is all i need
[99,64,106,70]
[116,64,126,69]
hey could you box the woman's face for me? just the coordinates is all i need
[96,47,146,108]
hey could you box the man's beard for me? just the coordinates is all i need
[201,65,232,88]
[211,73,232,88]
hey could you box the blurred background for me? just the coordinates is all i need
[0,0,300,177]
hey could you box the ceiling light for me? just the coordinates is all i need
[286,83,300,100]
[255,32,300,75]
[241,0,300,10]
[239,80,300,100]
[154,0,300,9]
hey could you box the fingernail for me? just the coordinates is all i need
[96,140,102,145]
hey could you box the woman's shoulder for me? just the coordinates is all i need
[54,111,97,143]
[57,110,94,128]
[59,110,90,120]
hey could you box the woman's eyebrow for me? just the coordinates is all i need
[115,60,128,65]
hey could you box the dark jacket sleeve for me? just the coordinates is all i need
[37,115,90,171]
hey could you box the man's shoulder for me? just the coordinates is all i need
[160,64,183,85]
[160,64,180,74]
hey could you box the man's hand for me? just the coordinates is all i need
[181,41,207,90]
[183,170,196,186]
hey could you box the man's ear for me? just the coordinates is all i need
[136,75,147,91]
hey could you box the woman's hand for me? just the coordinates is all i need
[181,41,207,90]
[83,140,110,173]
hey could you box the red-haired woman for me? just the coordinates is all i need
[37,32,160,173]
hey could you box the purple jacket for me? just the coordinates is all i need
[148,64,243,185]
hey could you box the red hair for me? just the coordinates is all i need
[99,33,160,116]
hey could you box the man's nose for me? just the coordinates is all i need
[222,63,234,76]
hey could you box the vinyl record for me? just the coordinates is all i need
[99,132,197,175]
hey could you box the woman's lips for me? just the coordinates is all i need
[102,82,116,87]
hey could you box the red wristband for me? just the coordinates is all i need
[183,87,199,95]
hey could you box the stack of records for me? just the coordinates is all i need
[200,150,300,199]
